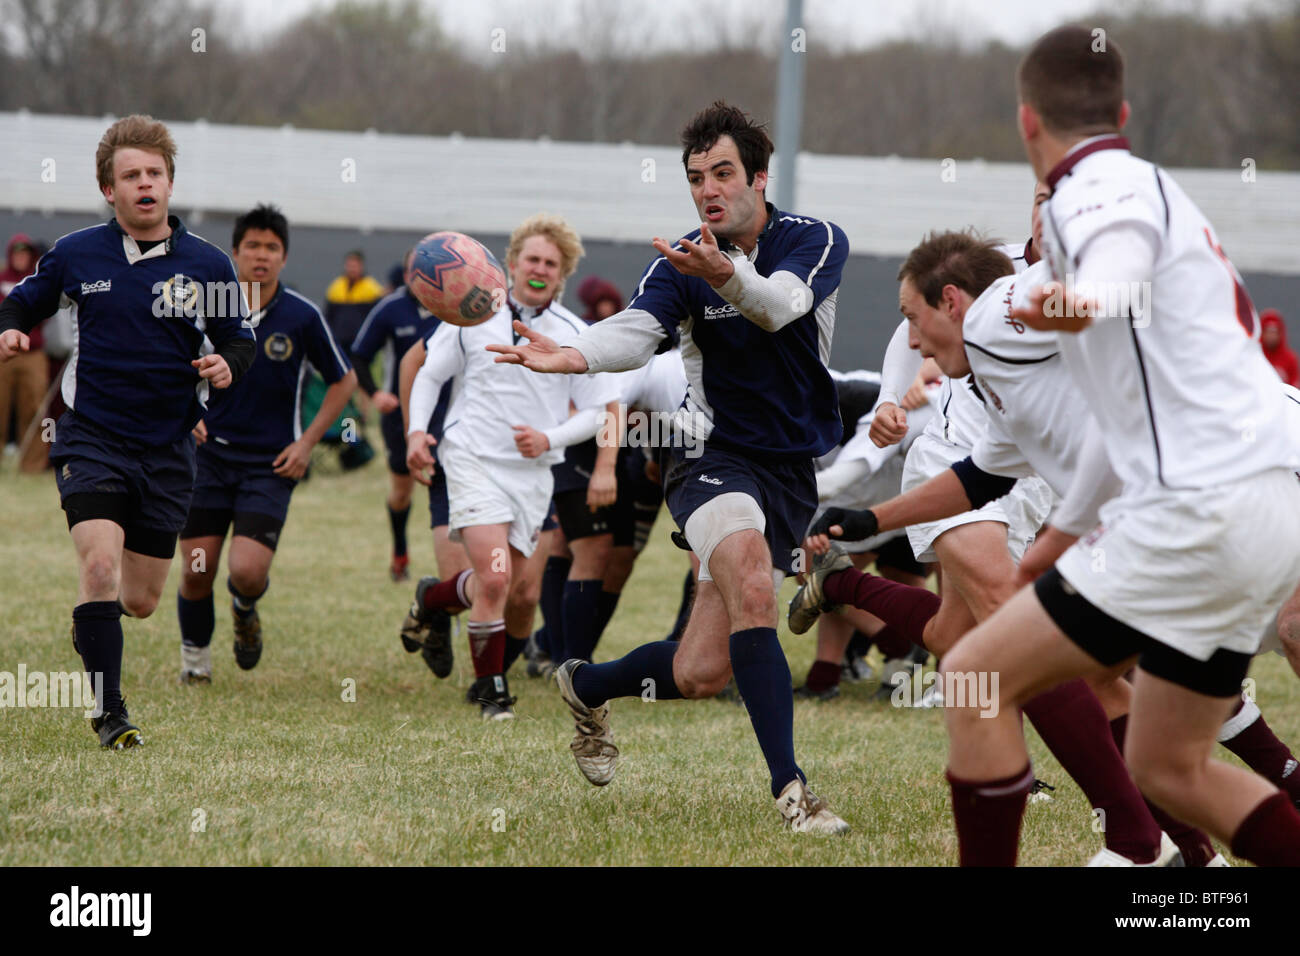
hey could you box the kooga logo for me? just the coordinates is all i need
[49,885,151,936]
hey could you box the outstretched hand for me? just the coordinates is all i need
[486,321,588,374]
[651,223,735,288]
[1011,281,1094,334]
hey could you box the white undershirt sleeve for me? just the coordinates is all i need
[543,404,605,450]
[816,457,873,502]
[1073,223,1160,326]
[568,308,668,373]
[878,320,922,407]
[713,258,814,332]
[407,327,463,436]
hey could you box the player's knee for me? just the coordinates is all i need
[80,552,120,600]
[120,592,159,619]
[922,616,959,658]
[734,569,776,625]
[227,562,267,599]
[474,570,509,607]
[507,575,541,611]
[676,663,731,699]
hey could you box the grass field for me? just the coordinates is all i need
[3,446,1297,867]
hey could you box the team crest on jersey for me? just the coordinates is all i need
[264,332,294,362]
[160,275,200,315]
[976,376,1005,414]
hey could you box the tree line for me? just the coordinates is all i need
[3,0,1298,169]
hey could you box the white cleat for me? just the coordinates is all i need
[1087,831,1184,867]
[776,778,850,835]
[554,659,618,786]
[179,642,212,685]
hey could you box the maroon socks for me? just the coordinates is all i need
[822,568,940,648]
[1230,791,1300,866]
[421,569,473,614]
[947,764,1034,866]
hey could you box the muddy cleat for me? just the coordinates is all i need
[787,545,854,635]
[1087,831,1184,867]
[776,778,850,834]
[554,659,618,786]
[400,577,438,652]
[400,577,453,678]
[90,702,142,750]
[232,607,263,670]
[1028,778,1056,804]
[524,635,554,679]
[179,642,212,685]
[389,553,410,582]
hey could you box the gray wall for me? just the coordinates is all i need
[4,209,1297,373]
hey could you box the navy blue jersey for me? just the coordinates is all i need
[628,205,847,460]
[5,216,254,445]
[351,288,440,394]
[203,284,350,454]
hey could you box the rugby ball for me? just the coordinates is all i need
[408,231,506,327]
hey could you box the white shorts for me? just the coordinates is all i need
[814,454,909,554]
[901,431,1054,563]
[439,440,552,558]
[1056,469,1300,661]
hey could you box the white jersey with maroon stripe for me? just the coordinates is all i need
[966,260,1087,496]
[1038,136,1298,492]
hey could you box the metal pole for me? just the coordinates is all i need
[774,0,805,213]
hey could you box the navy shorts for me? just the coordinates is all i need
[52,410,197,560]
[427,464,450,528]
[182,441,297,551]
[554,489,613,541]
[663,444,816,575]
[610,448,663,549]
[380,409,409,476]
[541,500,558,532]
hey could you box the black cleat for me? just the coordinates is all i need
[233,607,263,670]
[400,577,438,652]
[401,578,453,677]
[90,702,142,749]
[471,674,515,721]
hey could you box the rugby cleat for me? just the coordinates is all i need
[1086,831,1184,867]
[400,577,454,678]
[841,653,873,683]
[232,607,263,670]
[90,701,143,750]
[179,642,212,685]
[775,778,850,834]
[473,674,516,722]
[524,635,554,679]
[389,553,410,582]
[1028,779,1056,804]
[399,577,438,652]
[787,545,853,635]
[554,659,618,786]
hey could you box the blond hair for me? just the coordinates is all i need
[96,115,177,190]
[505,213,585,287]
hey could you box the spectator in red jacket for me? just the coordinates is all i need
[1261,309,1299,387]
[0,233,49,470]
[576,276,624,323]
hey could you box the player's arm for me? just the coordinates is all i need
[816,457,873,503]
[489,308,669,376]
[1013,223,1159,333]
[398,339,426,433]
[349,301,394,411]
[1014,422,1119,586]
[407,325,462,484]
[870,320,924,447]
[196,256,257,388]
[0,243,63,359]
[586,399,622,511]
[274,311,357,478]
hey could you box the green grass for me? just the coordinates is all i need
[2,449,1297,866]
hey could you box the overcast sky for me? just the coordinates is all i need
[212,0,1279,55]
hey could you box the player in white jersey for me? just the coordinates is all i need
[937,26,1300,866]
[796,228,1182,866]
[401,214,622,720]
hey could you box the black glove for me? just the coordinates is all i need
[808,507,878,542]
[670,531,693,552]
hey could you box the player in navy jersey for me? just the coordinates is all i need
[350,250,440,582]
[175,205,356,683]
[0,115,256,748]
[489,102,851,831]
